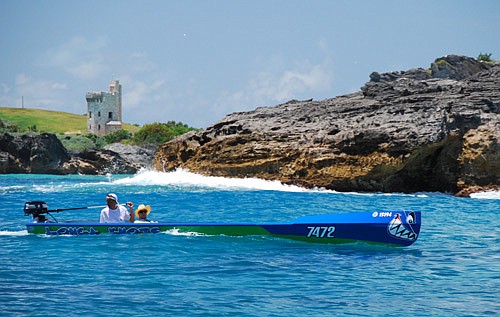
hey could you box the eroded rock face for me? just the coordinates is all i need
[153,55,500,195]
[0,133,146,175]
[64,149,143,175]
[0,133,71,174]
[104,143,154,168]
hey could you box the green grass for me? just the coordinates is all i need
[0,107,140,134]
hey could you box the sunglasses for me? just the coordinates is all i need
[138,210,147,214]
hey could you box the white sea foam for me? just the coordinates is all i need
[111,169,441,197]
[114,168,321,192]
[0,185,24,192]
[470,190,500,200]
[163,228,207,237]
[0,230,29,236]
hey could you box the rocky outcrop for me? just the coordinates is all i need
[0,133,151,175]
[153,55,500,195]
[104,143,155,168]
[0,133,71,174]
[64,148,143,175]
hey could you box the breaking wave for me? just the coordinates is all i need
[470,190,500,200]
[114,168,321,192]
[113,169,433,198]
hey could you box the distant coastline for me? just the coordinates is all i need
[1,55,499,196]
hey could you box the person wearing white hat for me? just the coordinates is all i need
[134,204,152,223]
[99,193,135,223]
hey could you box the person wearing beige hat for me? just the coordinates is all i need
[134,204,152,223]
[99,193,135,223]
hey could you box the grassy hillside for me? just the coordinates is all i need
[0,107,140,134]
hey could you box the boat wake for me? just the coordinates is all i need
[0,230,29,236]
[163,228,207,237]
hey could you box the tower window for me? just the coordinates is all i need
[98,111,101,117]
[108,112,113,119]
[89,111,92,118]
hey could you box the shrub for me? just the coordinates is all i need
[434,58,449,67]
[165,120,193,135]
[104,129,132,144]
[0,119,19,133]
[477,52,493,62]
[132,123,174,146]
[132,121,197,147]
[58,134,106,153]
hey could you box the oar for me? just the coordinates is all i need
[47,204,125,213]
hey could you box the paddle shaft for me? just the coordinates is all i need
[47,204,125,213]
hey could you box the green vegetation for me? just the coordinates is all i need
[132,121,195,147]
[0,107,140,134]
[477,52,493,62]
[58,134,107,153]
[0,107,87,134]
[0,107,198,152]
[434,58,449,67]
[104,129,132,144]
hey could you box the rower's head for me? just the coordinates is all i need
[135,204,151,219]
[106,193,118,207]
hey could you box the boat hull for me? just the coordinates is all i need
[26,211,421,246]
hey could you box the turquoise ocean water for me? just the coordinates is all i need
[0,170,498,316]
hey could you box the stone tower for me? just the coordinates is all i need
[86,80,122,136]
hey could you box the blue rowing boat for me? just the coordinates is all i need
[24,202,420,246]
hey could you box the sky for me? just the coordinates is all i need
[1,0,499,128]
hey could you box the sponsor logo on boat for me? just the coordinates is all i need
[45,226,100,235]
[108,227,161,234]
[372,211,392,217]
[43,226,162,235]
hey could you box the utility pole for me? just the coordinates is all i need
[22,96,24,108]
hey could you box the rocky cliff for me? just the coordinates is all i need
[0,133,71,174]
[0,133,151,175]
[153,55,500,196]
